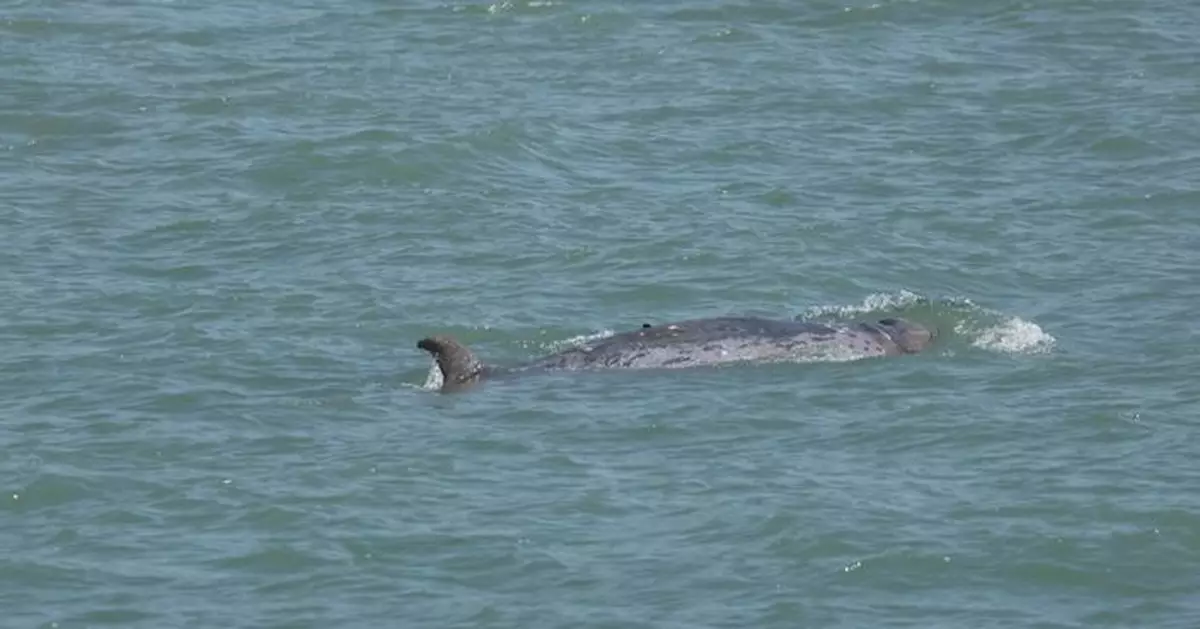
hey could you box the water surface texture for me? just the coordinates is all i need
[3,1,1199,627]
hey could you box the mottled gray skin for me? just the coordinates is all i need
[417,316,935,393]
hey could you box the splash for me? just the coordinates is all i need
[800,289,929,319]
[421,358,444,391]
[964,317,1056,355]
[547,329,614,352]
[483,0,558,13]
[511,328,616,356]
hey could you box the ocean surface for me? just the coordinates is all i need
[3,0,1199,627]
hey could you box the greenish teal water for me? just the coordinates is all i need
[3,0,1199,627]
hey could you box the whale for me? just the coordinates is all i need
[416,316,936,392]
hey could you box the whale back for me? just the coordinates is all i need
[523,317,908,371]
[416,316,936,392]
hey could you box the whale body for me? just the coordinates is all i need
[416,316,936,392]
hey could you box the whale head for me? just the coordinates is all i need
[876,318,936,354]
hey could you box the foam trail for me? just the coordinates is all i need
[547,329,614,352]
[800,289,928,319]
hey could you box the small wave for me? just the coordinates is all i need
[466,0,560,15]
[842,0,922,13]
[799,289,929,319]
[511,329,617,356]
[546,329,614,352]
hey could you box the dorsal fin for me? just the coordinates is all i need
[417,336,487,392]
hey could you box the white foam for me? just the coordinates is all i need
[421,358,444,391]
[548,329,614,351]
[801,289,927,319]
[486,0,557,13]
[843,0,920,12]
[965,316,1056,355]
